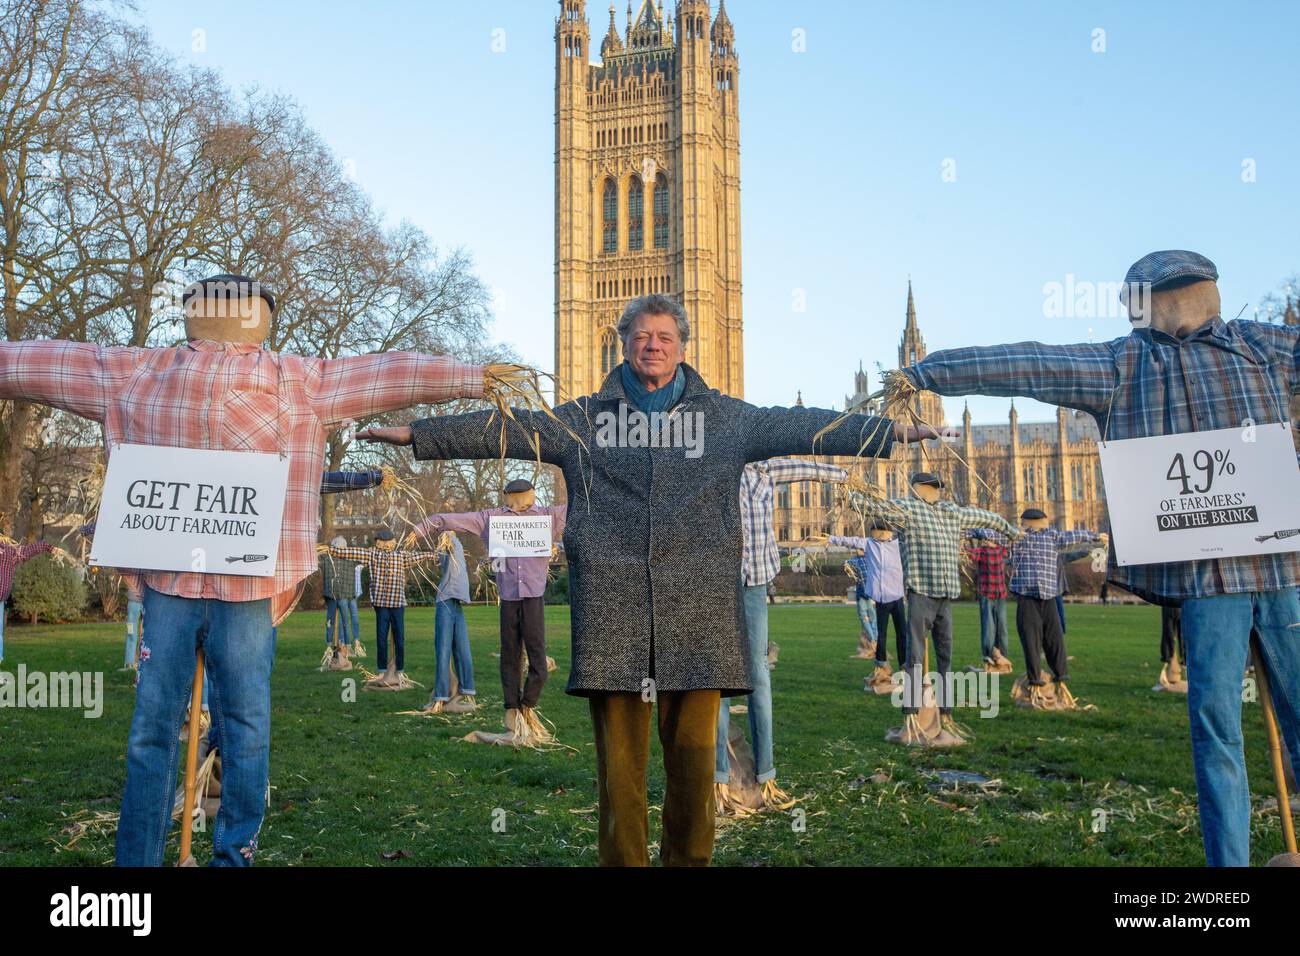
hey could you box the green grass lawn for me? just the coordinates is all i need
[0,602,1291,866]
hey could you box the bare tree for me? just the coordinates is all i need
[0,0,118,535]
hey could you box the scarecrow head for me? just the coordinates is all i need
[1020,508,1050,532]
[503,478,536,513]
[1120,251,1220,334]
[182,273,274,346]
[909,471,943,504]
[374,529,397,552]
[867,519,894,542]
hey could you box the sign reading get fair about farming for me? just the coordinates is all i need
[1097,423,1300,566]
[487,514,553,558]
[89,444,290,576]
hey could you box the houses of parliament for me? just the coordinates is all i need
[552,0,1110,545]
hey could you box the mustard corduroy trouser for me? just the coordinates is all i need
[588,689,721,867]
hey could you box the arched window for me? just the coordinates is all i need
[627,176,644,250]
[653,173,669,248]
[602,179,618,253]
[600,327,619,376]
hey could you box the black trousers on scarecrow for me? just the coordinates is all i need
[1015,595,1068,684]
[499,596,547,710]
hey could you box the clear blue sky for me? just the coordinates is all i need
[136,0,1299,424]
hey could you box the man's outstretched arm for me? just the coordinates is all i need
[902,340,1121,415]
[358,406,575,467]
[739,401,928,463]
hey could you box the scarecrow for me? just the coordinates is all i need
[317,468,389,672]
[416,529,478,714]
[829,524,906,690]
[323,531,441,690]
[894,250,1300,866]
[973,510,1106,710]
[716,458,849,817]
[0,537,53,665]
[961,530,1014,674]
[853,471,1018,747]
[409,479,564,743]
[0,272,523,866]
[843,552,878,660]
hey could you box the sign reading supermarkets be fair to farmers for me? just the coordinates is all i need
[89,444,290,577]
[1097,423,1300,566]
[487,514,553,558]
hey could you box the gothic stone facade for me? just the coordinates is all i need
[555,0,743,401]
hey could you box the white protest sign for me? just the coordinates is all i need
[89,443,290,577]
[487,514,553,558]
[1097,423,1300,566]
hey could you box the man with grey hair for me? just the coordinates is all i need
[360,293,936,866]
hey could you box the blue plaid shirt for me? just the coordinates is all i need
[972,528,1100,599]
[740,458,848,586]
[904,317,1300,602]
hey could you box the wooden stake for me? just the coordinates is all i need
[177,649,205,867]
[1252,637,1297,855]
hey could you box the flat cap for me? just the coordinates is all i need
[182,273,276,313]
[910,471,943,488]
[1120,251,1217,304]
[1020,508,1047,520]
[375,529,395,541]
[504,478,534,494]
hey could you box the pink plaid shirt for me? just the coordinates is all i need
[0,339,483,623]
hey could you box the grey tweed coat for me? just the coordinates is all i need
[410,362,897,697]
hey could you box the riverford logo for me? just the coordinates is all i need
[49,886,151,936]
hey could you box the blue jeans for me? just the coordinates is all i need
[116,587,275,867]
[1055,594,1067,634]
[346,599,359,645]
[856,596,878,642]
[716,585,775,784]
[125,599,144,666]
[978,595,1009,660]
[324,597,355,645]
[1182,588,1300,866]
[434,599,475,701]
[375,605,405,670]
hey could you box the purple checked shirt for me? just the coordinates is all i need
[412,504,565,601]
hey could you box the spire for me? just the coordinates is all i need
[795,390,804,408]
[601,3,624,56]
[905,278,917,332]
[712,0,734,42]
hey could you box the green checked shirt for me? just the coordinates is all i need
[327,546,438,608]
[858,496,1018,599]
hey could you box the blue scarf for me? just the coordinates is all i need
[620,362,685,414]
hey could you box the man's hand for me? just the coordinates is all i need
[893,422,932,443]
[356,426,413,446]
